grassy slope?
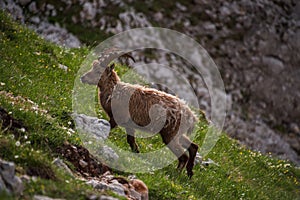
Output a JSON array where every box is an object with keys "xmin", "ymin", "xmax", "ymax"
[{"xmin": 0, "ymin": 11, "xmax": 299, "ymax": 200}]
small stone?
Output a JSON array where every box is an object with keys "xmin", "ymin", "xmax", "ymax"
[
  {"xmin": 18, "ymin": 0, "xmax": 31, "ymax": 6},
  {"xmin": 220, "ymin": 6, "xmax": 231, "ymax": 16},
  {"xmin": 290, "ymin": 123, "xmax": 300, "ymax": 134},
  {"xmin": 86, "ymin": 194, "xmax": 98, "ymax": 200},
  {"xmin": 262, "ymin": 56, "xmax": 285, "ymax": 74},
  {"xmin": 154, "ymin": 12, "xmax": 163, "ymax": 21},
  {"xmin": 96, "ymin": 182, "xmax": 109, "ymax": 190},
  {"xmin": 194, "ymin": 152, "xmax": 203, "ymax": 165},
  {"xmin": 0, "ymin": 176, "xmax": 9, "ymax": 194},
  {"xmin": 99, "ymin": 196, "xmax": 119, "ymax": 200},
  {"xmin": 201, "ymin": 158, "xmax": 219, "ymax": 167},
  {"xmin": 20, "ymin": 175, "xmax": 31, "ymax": 183},
  {"xmin": 86, "ymin": 179, "xmax": 99, "ymax": 188},
  {"xmin": 52, "ymin": 158, "xmax": 74, "ymax": 177},
  {"xmin": 33, "ymin": 195, "xmax": 65, "ymax": 200},
  {"xmin": 176, "ymin": 2, "xmax": 187, "ymax": 11},
  {"xmin": 58, "ymin": 64, "xmax": 68, "ymax": 72},
  {"xmin": 46, "ymin": 4, "xmax": 55, "ymax": 10},
  {"xmin": 28, "ymin": 2, "xmax": 38, "ymax": 13},
  {"xmin": 81, "ymin": 2, "xmax": 96, "ymax": 20},
  {"xmin": 108, "ymin": 182, "xmax": 126, "ymax": 197},
  {"xmin": 79, "ymin": 159, "xmax": 88, "ymax": 168},
  {"xmin": 129, "ymin": 189, "xmax": 141, "ymax": 200},
  {"xmin": 99, "ymin": 146, "xmax": 119, "ymax": 162},
  {"xmin": 202, "ymin": 22, "xmax": 216, "ymax": 32}
]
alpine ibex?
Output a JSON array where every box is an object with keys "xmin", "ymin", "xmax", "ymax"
[{"xmin": 81, "ymin": 48, "xmax": 199, "ymax": 178}]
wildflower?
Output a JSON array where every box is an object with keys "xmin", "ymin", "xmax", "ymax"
[
  {"xmin": 283, "ymin": 163, "xmax": 291, "ymax": 168},
  {"xmin": 68, "ymin": 128, "xmax": 75, "ymax": 134},
  {"xmin": 15, "ymin": 141, "xmax": 20, "ymax": 147}
]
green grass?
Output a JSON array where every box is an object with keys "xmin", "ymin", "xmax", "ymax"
[{"xmin": 0, "ymin": 10, "xmax": 300, "ymax": 200}]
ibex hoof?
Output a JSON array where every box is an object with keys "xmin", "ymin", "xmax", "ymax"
[
  {"xmin": 187, "ymin": 170, "xmax": 194, "ymax": 179},
  {"xmin": 132, "ymin": 146, "xmax": 140, "ymax": 153}
]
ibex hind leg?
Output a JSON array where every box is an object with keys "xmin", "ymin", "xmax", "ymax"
[
  {"xmin": 126, "ymin": 127, "xmax": 140, "ymax": 153},
  {"xmin": 180, "ymin": 135, "xmax": 198, "ymax": 178},
  {"xmin": 162, "ymin": 135, "xmax": 189, "ymax": 172}
]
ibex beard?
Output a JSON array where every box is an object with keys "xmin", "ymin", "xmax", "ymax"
[{"xmin": 81, "ymin": 59, "xmax": 199, "ymax": 178}]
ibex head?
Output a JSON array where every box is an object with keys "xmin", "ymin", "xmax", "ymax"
[
  {"xmin": 80, "ymin": 47, "xmax": 135, "ymax": 85},
  {"xmin": 81, "ymin": 60, "xmax": 105, "ymax": 85}
]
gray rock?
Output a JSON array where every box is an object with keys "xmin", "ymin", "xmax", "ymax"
[
  {"xmin": 107, "ymin": 182, "xmax": 126, "ymax": 197},
  {"xmin": 86, "ymin": 194, "xmax": 99, "ymax": 200},
  {"xmin": 99, "ymin": 196, "xmax": 119, "ymax": 200},
  {"xmin": 0, "ymin": 0, "xmax": 24, "ymax": 23},
  {"xmin": 30, "ymin": 21, "xmax": 81, "ymax": 48},
  {"xmin": 176, "ymin": 2, "xmax": 187, "ymax": 12},
  {"xmin": 202, "ymin": 22, "xmax": 216, "ymax": 32},
  {"xmin": 28, "ymin": 1, "xmax": 38, "ymax": 13},
  {"xmin": 201, "ymin": 158, "xmax": 219, "ymax": 167},
  {"xmin": 46, "ymin": 4, "xmax": 55, "ymax": 11},
  {"xmin": 194, "ymin": 152, "xmax": 202, "ymax": 165},
  {"xmin": 0, "ymin": 159, "xmax": 24, "ymax": 195},
  {"xmin": 20, "ymin": 175, "xmax": 31, "ymax": 183},
  {"xmin": 73, "ymin": 114, "xmax": 110, "ymax": 140},
  {"xmin": 95, "ymin": 182, "xmax": 109, "ymax": 190},
  {"xmin": 219, "ymin": 6, "xmax": 231, "ymax": 16},
  {"xmin": 58, "ymin": 64, "xmax": 68, "ymax": 72},
  {"xmin": 79, "ymin": 159, "xmax": 88, "ymax": 168},
  {"xmin": 33, "ymin": 195, "xmax": 65, "ymax": 200},
  {"xmin": 86, "ymin": 179, "xmax": 109, "ymax": 190},
  {"xmin": 262, "ymin": 56, "xmax": 285, "ymax": 74},
  {"xmin": 225, "ymin": 115, "xmax": 300, "ymax": 164},
  {"xmin": 87, "ymin": 179, "xmax": 126, "ymax": 197},
  {"xmin": 81, "ymin": 2, "xmax": 97, "ymax": 20},
  {"xmin": 99, "ymin": 146, "xmax": 119, "ymax": 162},
  {"xmin": 0, "ymin": 1, "xmax": 81, "ymax": 48},
  {"xmin": 29, "ymin": 16, "xmax": 41, "ymax": 24},
  {"xmin": 17, "ymin": 0, "xmax": 31, "ymax": 6},
  {"xmin": 92, "ymin": 194, "xmax": 123, "ymax": 200},
  {"xmin": 0, "ymin": 176, "xmax": 9, "ymax": 194},
  {"xmin": 290, "ymin": 123, "xmax": 300, "ymax": 134},
  {"xmin": 154, "ymin": 12, "xmax": 163, "ymax": 21},
  {"xmin": 52, "ymin": 158, "xmax": 74, "ymax": 177},
  {"xmin": 129, "ymin": 188, "xmax": 141, "ymax": 200}
]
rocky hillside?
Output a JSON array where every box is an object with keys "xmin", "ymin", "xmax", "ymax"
[
  {"xmin": 1, "ymin": 0, "xmax": 300, "ymax": 165},
  {"xmin": 0, "ymin": 7, "xmax": 300, "ymax": 200}
]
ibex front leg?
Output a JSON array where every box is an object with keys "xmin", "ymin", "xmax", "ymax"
[{"xmin": 126, "ymin": 127, "xmax": 140, "ymax": 153}]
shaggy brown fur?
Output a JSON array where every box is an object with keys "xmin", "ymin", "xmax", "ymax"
[
  {"xmin": 81, "ymin": 60, "xmax": 199, "ymax": 178},
  {"xmin": 130, "ymin": 179, "xmax": 149, "ymax": 200}
]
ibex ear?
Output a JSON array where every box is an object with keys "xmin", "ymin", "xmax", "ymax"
[
  {"xmin": 92, "ymin": 60, "xmax": 100, "ymax": 68},
  {"xmin": 109, "ymin": 63, "xmax": 115, "ymax": 71}
]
